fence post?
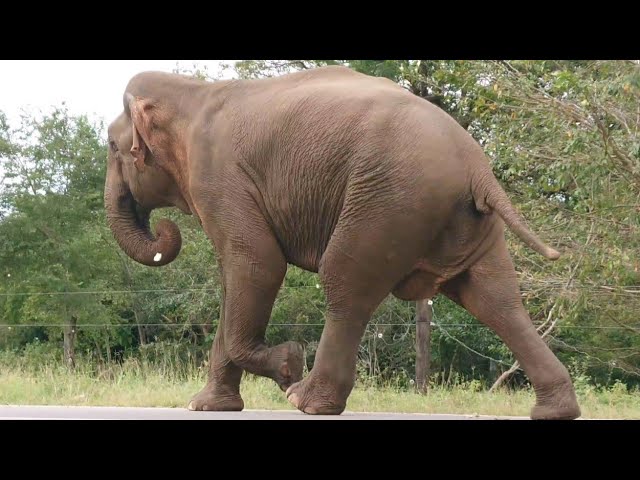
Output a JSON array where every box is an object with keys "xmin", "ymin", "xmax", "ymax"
[{"xmin": 415, "ymin": 298, "xmax": 432, "ymax": 393}]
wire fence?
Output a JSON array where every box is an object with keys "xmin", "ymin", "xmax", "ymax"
[
  {"xmin": 0, "ymin": 285, "xmax": 319, "ymax": 296},
  {"xmin": 0, "ymin": 282, "xmax": 639, "ymax": 297},
  {"xmin": 2, "ymin": 284, "xmax": 638, "ymax": 374},
  {"xmin": 0, "ymin": 323, "xmax": 633, "ymax": 330},
  {"xmin": 0, "ymin": 283, "xmax": 637, "ymax": 331}
]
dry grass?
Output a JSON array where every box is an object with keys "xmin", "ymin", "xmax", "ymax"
[{"xmin": 1, "ymin": 364, "xmax": 638, "ymax": 419}]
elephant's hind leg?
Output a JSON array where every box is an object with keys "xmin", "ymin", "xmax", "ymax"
[
  {"xmin": 285, "ymin": 250, "xmax": 384, "ymax": 415},
  {"xmin": 440, "ymin": 236, "xmax": 581, "ymax": 420},
  {"xmin": 286, "ymin": 211, "xmax": 421, "ymax": 414}
]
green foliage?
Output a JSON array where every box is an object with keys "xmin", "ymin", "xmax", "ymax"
[{"xmin": 1, "ymin": 60, "xmax": 639, "ymax": 392}]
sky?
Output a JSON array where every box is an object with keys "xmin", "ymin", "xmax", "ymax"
[{"xmin": 0, "ymin": 60, "xmax": 238, "ymax": 130}]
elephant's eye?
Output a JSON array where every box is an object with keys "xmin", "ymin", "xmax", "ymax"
[{"xmin": 109, "ymin": 139, "xmax": 118, "ymax": 152}]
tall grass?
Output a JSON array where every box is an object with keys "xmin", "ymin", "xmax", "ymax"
[{"xmin": 1, "ymin": 347, "xmax": 639, "ymax": 418}]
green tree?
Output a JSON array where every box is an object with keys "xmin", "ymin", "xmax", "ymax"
[{"xmin": 0, "ymin": 107, "xmax": 113, "ymax": 366}]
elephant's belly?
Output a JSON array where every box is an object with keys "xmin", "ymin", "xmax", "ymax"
[
  {"xmin": 266, "ymin": 196, "xmax": 345, "ymax": 274},
  {"xmin": 391, "ymin": 269, "xmax": 442, "ymax": 301},
  {"xmin": 285, "ymin": 248, "xmax": 323, "ymax": 273},
  {"xmin": 274, "ymin": 221, "xmax": 334, "ymax": 274},
  {"xmin": 391, "ymin": 242, "xmax": 488, "ymax": 301}
]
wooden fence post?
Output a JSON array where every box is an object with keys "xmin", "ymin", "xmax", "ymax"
[{"xmin": 415, "ymin": 299, "xmax": 432, "ymax": 393}]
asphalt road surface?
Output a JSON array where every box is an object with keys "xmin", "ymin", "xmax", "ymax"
[{"xmin": 0, "ymin": 405, "xmax": 530, "ymax": 420}]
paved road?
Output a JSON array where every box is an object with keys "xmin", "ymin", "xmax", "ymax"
[{"xmin": 0, "ymin": 405, "xmax": 529, "ymax": 420}]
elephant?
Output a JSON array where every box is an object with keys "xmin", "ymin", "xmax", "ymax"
[{"xmin": 104, "ymin": 65, "xmax": 581, "ymax": 420}]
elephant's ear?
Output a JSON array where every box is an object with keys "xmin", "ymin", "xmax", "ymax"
[{"xmin": 126, "ymin": 93, "xmax": 155, "ymax": 173}]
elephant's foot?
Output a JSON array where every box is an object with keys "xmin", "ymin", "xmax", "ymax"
[
  {"xmin": 269, "ymin": 341, "xmax": 305, "ymax": 392},
  {"xmin": 188, "ymin": 384, "xmax": 244, "ymax": 412},
  {"xmin": 530, "ymin": 380, "xmax": 581, "ymax": 420},
  {"xmin": 285, "ymin": 373, "xmax": 348, "ymax": 415}
]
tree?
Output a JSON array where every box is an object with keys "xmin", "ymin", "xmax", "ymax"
[{"xmin": 0, "ymin": 107, "xmax": 111, "ymax": 366}]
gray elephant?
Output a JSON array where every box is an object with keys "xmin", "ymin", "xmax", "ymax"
[{"xmin": 104, "ymin": 65, "xmax": 581, "ymax": 419}]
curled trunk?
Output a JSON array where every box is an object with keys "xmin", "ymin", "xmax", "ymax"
[{"xmin": 104, "ymin": 166, "xmax": 181, "ymax": 267}]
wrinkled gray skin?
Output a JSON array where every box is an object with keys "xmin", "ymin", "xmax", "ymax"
[{"xmin": 104, "ymin": 66, "xmax": 581, "ymax": 419}]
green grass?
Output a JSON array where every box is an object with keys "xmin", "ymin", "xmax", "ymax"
[{"xmin": 1, "ymin": 361, "xmax": 639, "ymax": 418}]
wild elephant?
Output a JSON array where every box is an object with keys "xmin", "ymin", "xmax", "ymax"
[{"xmin": 104, "ymin": 65, "xmax": 580, "ymax": 419}]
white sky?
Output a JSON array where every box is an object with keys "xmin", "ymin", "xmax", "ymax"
[{"xmin": 0, "ymin": 60, "xmax": 238, "ymax": 131}]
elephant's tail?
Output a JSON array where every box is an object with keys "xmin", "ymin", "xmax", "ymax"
[{"xmin": 472, "ymin": 165, "xmax": 561, "ymax": 261}]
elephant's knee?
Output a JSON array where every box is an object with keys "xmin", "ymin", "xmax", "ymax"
[{"xmin": 225, "ymin": 343, "xmax": 255, "ymax": 368}]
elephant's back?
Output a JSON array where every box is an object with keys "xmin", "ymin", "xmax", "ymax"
[
  {"xmin": 225, "ymin": 69, "xmax": 471, "ymax": 271},
  {"xmin": 226, "ymin": 73, "xmax": 406, "ymax": 270}
]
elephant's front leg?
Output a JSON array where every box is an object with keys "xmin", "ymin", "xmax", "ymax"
[
  {"xmin": 188, "ymin": 220, "xmax": 304, "ymax": 411},
  {"xmin": 221, "ymin": 256, "xmax": 305, "ymax": 391},
  {"xmin": 188, "ymin": 306, "xmax": 245, "ymax": 411},
  {"xmin": 189, "ymin": 296, "xmax": 303, "ymax": 411}
]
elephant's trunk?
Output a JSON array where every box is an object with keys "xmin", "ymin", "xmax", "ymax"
[{"xmin": 104, "ymin": 166, "xmax": 181, "ymax": 267}]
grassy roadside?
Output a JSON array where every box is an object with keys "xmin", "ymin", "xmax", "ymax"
[{"xmin": 1, "ymin": 364, "xmax": 639, "ymax": 418}]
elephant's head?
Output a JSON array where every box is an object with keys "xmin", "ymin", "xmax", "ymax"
[{"xmin": 104, "ymin": 86, "xmax": 192, "ymax": 267}]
